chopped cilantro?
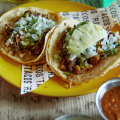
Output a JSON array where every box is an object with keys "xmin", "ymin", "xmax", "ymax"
[
  {"xmin": 46, "ymin": 22, "xmax": 49, "ymax": 25},
  {"xmin": 26, "ymin": 40, "xmax": 30, "ymax": 45},
  {"xmin": 69, "ymin": 21, "xmax": 88, "ymax": 35},
  {"xmin": 26, "ymin": 27, "xmax": 29, "ymax": 33},
  {"xmin": 56, "ymin": 55, "xmax": 61, "ymax": 61},
  {"xmin": 31, "ymin": 40, "xmax": 34, "ymax": 46},
  {"xmin": 22, "ymin": 27, "xmax": 25, "ymax": 31},
  {"xmin": 15, "ymin": 24, "xmax": 20, "ymax": 27},
  {"xmin": 10, "ymin": 10, "xmax": 56, "ymax": 48},
  {"xmin": 10, "ymin": 37, "xmax": 13, "ymax": 43},
  {"xmin": 24, "ymin": 12, "xmax": 30, "ymax": 17},
  {"xmin": 30, "ymin": 29, "xmax": 37, "ymax": 34},
  {"xmin": 63, "ymin": 72, "xmax": 71, "ymax": 75},
  {"xmin": 39, "ymin": 33, "xmax": 44, "ymax": 41},
  {"xmin": 116, "ymin": 42, "xmax": 120, "ymax": 47},
  {"xmin": 80, "ymin": 61, "xmax": 85, "ymax": 68},
  {"xmin": 31, "ymin": 17, "xmax": 37, "ymax": 24},
  {"xmin": 23, "ymin": 45, "xmax": 26, "ymax": 49},
  {"xmin": 103, "ymin": 48, "xmax": 117, "ymax": 57},
  {"xmin": 26, "ymin": 36, "xmax": 35, "ymax": 46},
  {"xmin": 112, "ymin": 48, "xmax": 116, "ymax": 54}
]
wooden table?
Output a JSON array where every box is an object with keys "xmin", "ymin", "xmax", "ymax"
[{"xmin": 0, "ymin": 2, "xmax": 104, "ymax": 120}]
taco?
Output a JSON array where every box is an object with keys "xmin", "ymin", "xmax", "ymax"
[
  {"xmin": 0, "ymin": 7, "xmax": 64, "ymax": 64},
  {"xmin": 46, "ymin": 19, "xmax": 120, "ymax": 84}
]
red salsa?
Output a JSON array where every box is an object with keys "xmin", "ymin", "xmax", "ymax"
[{"xmin": 101, "ymin": 86, "xmax": 120, "ymax": 120}]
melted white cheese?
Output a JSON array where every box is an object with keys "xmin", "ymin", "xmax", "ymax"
[{"xmin": 66, "ymin": 23, "xmax": 107, "ymax": 55}]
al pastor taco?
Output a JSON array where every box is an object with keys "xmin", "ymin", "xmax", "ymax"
[
  {"xmin": 46, "ymin": 19, "xmax": 120, "ymax": 84},
  {"xmin": 0, "ymin": 7, "xmax": 64, "ymax": 64}
]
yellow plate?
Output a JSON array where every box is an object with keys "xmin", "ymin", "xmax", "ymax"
[{"xmin": 0, "ymin": 1, "xmax": 120, "ymax": 97}]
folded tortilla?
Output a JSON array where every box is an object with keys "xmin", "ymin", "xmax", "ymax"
[
  {"xmin": 46, "ymin": 19, "xmax": 120, "ymax": 84},
  {"xmin": 0, "ymin": 7, "xmax": 64, "ymax": 64}
]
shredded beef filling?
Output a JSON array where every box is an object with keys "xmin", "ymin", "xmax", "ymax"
[
  {"xmin": 5, "ymin": 27, "xmax": 47, "ymax": 59},
  {"xmin": 4, "ymin": 11, "xmax": 52, "ymax": 61},
  {"xmin": 59, "ymin": 54, "xmax": 96, "ymax": 74}
]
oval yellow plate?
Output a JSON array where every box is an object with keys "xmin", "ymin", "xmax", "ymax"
[{"xmin": 0, "ymin": 1, "xmax": 120, "ymax": 97}]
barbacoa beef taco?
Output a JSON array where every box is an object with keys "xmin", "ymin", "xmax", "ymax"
[
  {"xmin": 0, "ymin": 7, "xmax": 64, "ymax": 64},
  {"xmin": 46, "ymin": 19, "xmax": 120, "ymax": 84}
]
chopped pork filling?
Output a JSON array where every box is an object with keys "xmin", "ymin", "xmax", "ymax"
[
  {"xmin": 56, "ymin": 24, "xmax": 120, "ymax": 75},
  {"xmin": 5, "ymin": 10, "xmax": 56, "ymax": 61}
]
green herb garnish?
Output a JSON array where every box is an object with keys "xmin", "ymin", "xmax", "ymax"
[
  {"xmin": 56, "ymin": 55, "xmax": 61, "ymax": 61},
  {"xmin": 23, "ymin": 45, "xmax": 26, "ymax": 49},
  {"xmin": 39, "ymin": 33, "xmax": 44, "ymax": 41},
  {"xmin": 26, "ymin": 40, "xmax": 30, "ymax": 45},
  {"xmin": 10, "ymin": 36, "xmax": 13, "ymax": 43},
  {"xmin": 31, "ymin": 40, "xmax": 34, "ymax": 46},
  {"xmin": 80, "ymin": 61, "xmax": 85, "ymax": 68},
  {"xmin": 63, "ymin": 72, "xmax": 71, "ymax": 75},
  {"xmin": 24, "ymin": 12, "xmax": 30, "ymax": 17},
  {"xmin": 15, "ymin": 24, "xmax": 20, "ymax": 27},
  {"xmin": 26, "ymin": 36, "xmax": 35, "ymax": 46},
  {"xmin": 112, "ymin": 48, "xmax": 116, "ymax": 54},
  {"xmin": 31, "ymin": 17, "xmax": 37, "ymax": 24},
  {"xmin": 30, "ymin": 29, "xmax": 37, "ymax": 34},
  {"xmin": 69, "ymin": 21, "xmax": 88, "ymax": 35},
  {"xmin": 26, "ymin": 27, "xmax": 29, "ymax": 33},
  {"xmin": 103, "ymin": 48, "xmax": 117, "ymax": 57},
  {"xmin": 116, "ymin": 42, "xmax": 120, "ymax": 47}
]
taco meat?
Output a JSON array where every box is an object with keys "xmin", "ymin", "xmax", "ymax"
[
  {"xmin": 0, "ymin": 7, "xmax": 64, "ymax": 64},
  {"xmin": 57, "ymin": 23, "xmax": 120, "ymax": 75},
  {"xmin": 46, "ymin": 19, "xmax": 120, "ymax": 84},
  {"xmin": 4, "ymin": 10, "xmax": 56, "ymax": 61}
]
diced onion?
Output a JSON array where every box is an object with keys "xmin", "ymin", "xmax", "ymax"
[{"xmin": 5, "ymin": 11, "xmax": 56, "ymax": 47}]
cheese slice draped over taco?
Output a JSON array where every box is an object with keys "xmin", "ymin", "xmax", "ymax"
[
  {"xmin": 46, "ymin": 19, "xmax": 120, "ymax": 84},
  {"xmin": 0, "ymin": 7, "xmax": 64, "ymax": 64}
]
